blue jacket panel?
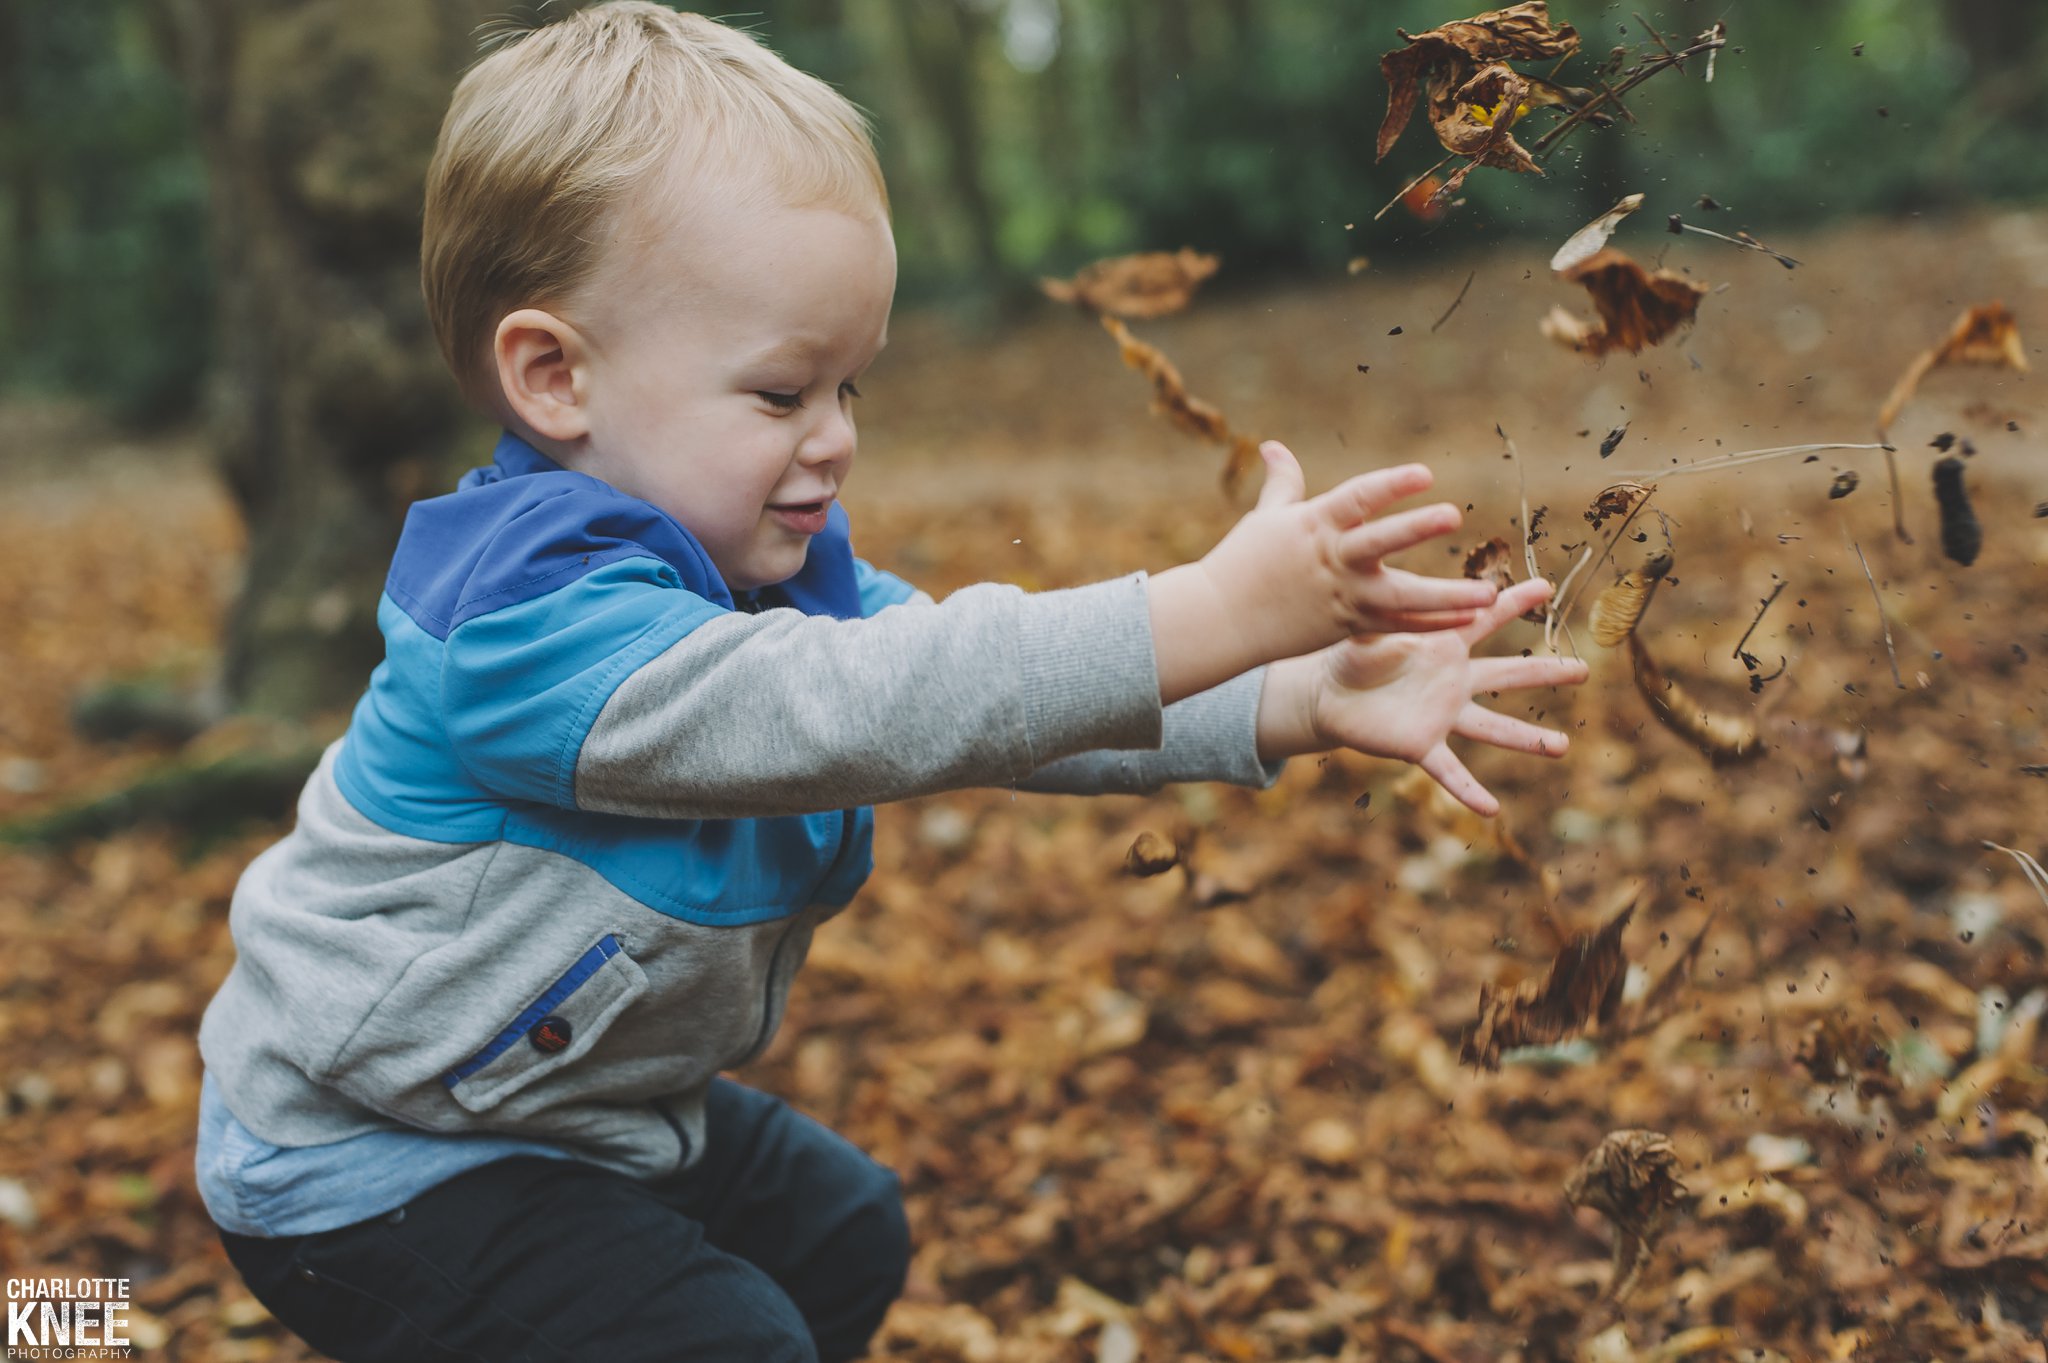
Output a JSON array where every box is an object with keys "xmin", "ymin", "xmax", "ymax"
[{"xmin": 333, "ymin": 432, "xmax": 885, "ymax": 924}]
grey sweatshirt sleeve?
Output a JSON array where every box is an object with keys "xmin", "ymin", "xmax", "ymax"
[
  {"xmin": 573, "ymin": 575, "xmax": 1164, "ymax": 819},
  {"xmin": 1016, "ymin": 667, "xmax": 1285, "ymax": 794}
]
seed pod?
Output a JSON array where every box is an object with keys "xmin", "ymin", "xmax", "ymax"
[
  {"xmin": 1589, "ymin": 549, "xmax": 1673, "ymax": 648},
  {"xmin": 1628, "ymin": 637, "xmax": 1761, "ymax": 765},
  {"xmin": 1932, "ymin": 455, "xmax": 1981, "ymax": 566},
  {"xmin": 1123, "ymin": 830, "xmax": 1180, "ymax": 877}
]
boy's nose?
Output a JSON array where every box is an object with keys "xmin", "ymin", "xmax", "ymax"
[{"xmin": 799, "ymin": 405, "xmax": 856, "ymax": 468}]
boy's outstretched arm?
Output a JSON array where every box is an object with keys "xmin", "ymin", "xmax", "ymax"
[
  {"xmin": 447, "ymin": 443, "xmax": 1493, "ymax": 820},
  {"xmin": 1252, "ymin": 577, "xmax": 1590, "ymax": 817}
]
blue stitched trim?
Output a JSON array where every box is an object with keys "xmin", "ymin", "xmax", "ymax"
[{"xmin": 442, "ymin": 935, "xmax": 622, "ymax": 1086}]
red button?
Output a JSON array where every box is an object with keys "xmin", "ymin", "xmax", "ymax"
[{"xmin": 529, "ymin": 1016, "xmax": 572, "ymax": 1054}]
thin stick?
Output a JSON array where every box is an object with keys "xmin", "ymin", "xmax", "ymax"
[
  {"xmin": 1983, "ymin": 840, "xmax": 2048, "ymax": 909},
  {"xmin": 1608, "ymin": 441, "xmax": 1893, "ymax": 481},
  {"xmin": 1850, "ymin": 537, "xmax": 1904, "ymax": 690},
  {"xmin": 1731, "ymin": 580, "xmax": 1787, "ymax": 661},
  {"xmin": 1632, "ymin": 12, "xmax": 1680, "ymax": 65},
  {"xmin": 1431, "ymin": 271, "xmax": 1477, "ymax": 332},
  {"xmin": 1668, "ymin": 220, "xmax": 1800, "ymax": 269},
  {"xmin": 1530, "ymin": 33, "xmax": 1726, "ymax": 160},
  {"xmin": 1882, "ymin": 445, "xmax": 1913, "ymax": 544},
  {"xmin": 1373, "ymin": 154, "xmax": 1455, "ymax": 223}
]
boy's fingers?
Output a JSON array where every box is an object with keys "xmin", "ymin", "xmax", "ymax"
[
  {"xmin": 1316, "ymin": 463, "xmax": 1435, "ymax": 528},
  {"xmin": 1468, "ymin": 654, "xmax": 1590, "ymax": 692},
  {"xmin": 1369, "ymin": 607, "xmax": 1480, "ymax": 633},
  {"xmin": 1419, "ymin": 743, "xmax": 1498, "ymax": 817},
  {"xmin": 1349, "ymin": 565, "xmax": 1497, "ymax": 615},
  {"xmin": 1335, "ymin": 502, "xmax": 1465, "ymax": 563},
  {"xmin": 1460, "ymin": 576, "xmax": 1555, "ymax": 641},
  {"xmin": 1253, "ymin": 441, "xmax": 1306, "ymax": 510},
  {"xmin": 1454, "ymin": 702, "xmax": 1570, "ymax": 757}
]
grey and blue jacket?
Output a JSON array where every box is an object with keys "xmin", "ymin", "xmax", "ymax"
[{"xmin": 196, "ymin": 433, "xmax": 1281, "ymax": 1236}]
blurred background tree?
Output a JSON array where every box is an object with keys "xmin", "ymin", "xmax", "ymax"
[{"xmin": 1, "ymin": 0, "xmax": 2044, "ymax": 725}]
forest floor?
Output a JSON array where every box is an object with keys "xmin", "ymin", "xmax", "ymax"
[{"xmin": 1, "ymin": 210, "xmax": 2045, "ymax": 1362}]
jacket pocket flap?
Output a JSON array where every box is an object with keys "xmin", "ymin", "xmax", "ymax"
[{"xmin": 443, "ymin": 934, "xmax": 647, "ymax": 1113}]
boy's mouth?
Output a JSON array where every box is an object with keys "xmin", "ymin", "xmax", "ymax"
[{"xmin": 767, "ymin": 497, "xmax": 833, "ymax": 535}]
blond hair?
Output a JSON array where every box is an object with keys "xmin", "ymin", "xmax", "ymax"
[{"xmin": 422, "ymin": 2, "xmax": 887, "ymax": 408}]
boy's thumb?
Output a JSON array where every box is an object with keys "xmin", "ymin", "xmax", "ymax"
[{"xmin": 1254, "ymin": 440, "xmax": 1305, "ymax": 510}]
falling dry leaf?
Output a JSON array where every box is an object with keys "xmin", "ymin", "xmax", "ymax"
[
  {"xmin": 1376, "ymin": 3, "xmax": 1588, "ymax": 202},
  {"xmin": 1400, "ymin": 173, "xmax": 1450, "ymax": 221},
  {"xmin": 1462, "ymin": 537, "xmax": 1518, "ymax": 595},
  {"xmin": 1040, "ymin": 249, "xmax": 1221, "ymax": 320},
  {"xmin": 1588, "ymin": 548, "xmax": 1672, "ymax": 647},
  {"xmin": 1583, "ymin": 484, "xmax": 1646, "ymax": 531},
  {"xmin": 1876, "ymin": 302, "xmax": 2029, "ymax": 437},
  {"xmin": 1552, "ymin": 193, "xmax": 1645, "ymax": 273},
  {"xmin": 1564, "ymin": 1130, "xmax": 1689, "ymax": 1303},
  {"xmin": 1098, "ymin": 315, "xmax": 1268, "ymax": 493},
  {"xmin": 1931, "ymin": 455, "xmax": 1981, "ymax": 566},
  {"xmin": 1462, "ymin": 900, "xmax": 1633, "ymax": 1070},
  {"xmin": 1544, "ymin": 249, "xmax": 1707, "ymax": 357},
  {"xmin": 1627, "ymin": 636, "xmax": 1761, "ymax": 765},
  {"xmin": 1597, "ymin": 421, "xmax": 1631, "ymax": 459},
  {"xmin": 1829, "ymin": 470, "xmax": 1860, "ymax": 499}
]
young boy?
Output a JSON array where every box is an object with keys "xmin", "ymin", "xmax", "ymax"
[{"xmin": 195, "ymin": 6, "xmax": 1586, "ymax": 1360}]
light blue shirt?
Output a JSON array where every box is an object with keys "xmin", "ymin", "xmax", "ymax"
[{"xmin": 196, "ymin": 1069, "xmax": 579, "ymax": 1236}]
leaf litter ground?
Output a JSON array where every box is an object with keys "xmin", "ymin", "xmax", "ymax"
[{"xmin": 0, "ymin": 213, "xmax": 2044, "ymax": 1361}]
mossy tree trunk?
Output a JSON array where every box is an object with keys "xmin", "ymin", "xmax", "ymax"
[{"xmin": 149, "ymin": 0, "xmax": 494, "ymax": 718}]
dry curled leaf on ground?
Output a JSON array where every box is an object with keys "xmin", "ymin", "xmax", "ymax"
[
  {"xmin": 1543, "ymin": 249, "xmax": 1707, "ymax": 357},
  {"xmin": 1564, "ymin": 1129, "xmax": 1690, "ymax": 1304},
  {"xmin": 1124, "ymin": 830, "xmax": 1180, "ymax": 877},
  {"xmin": 1462, "ymin": 899, "xmax": 1633, "ymax": 1069},
  {"xmin": 1097, "ymin": 315, "xmax": 1266, "ymax": 492},
  {"xmin": 1040, "ymin": 249, "xmax": 1221, "ymax": 320},
  {"xmin": 1377, "ymin": 2, "xmax": 1584, "ymax": 184},
  {"xmin": 1552, "ymin": 193, "xmax": 1645, "ymax": 274},
  {"xmin": 1588, "ymin": 547, "xmax": 1673, "ymax": 647},
  {"xmin": 1876, "ymin": 302, "xmax": 2029, "ymax": 437},
  {"xmin": 1626, "ymin": 635, "xmax": 1762, "ymax": 765}
]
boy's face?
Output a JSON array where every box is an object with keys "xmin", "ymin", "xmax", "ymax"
[{"xmin": 572, "ymin": 189, "xmax": 896, "ymax": 592}]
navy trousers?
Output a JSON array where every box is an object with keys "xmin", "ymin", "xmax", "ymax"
[{"xmin": 217, "ymin": 1080, "xmax": 910, "ymax": 1363}]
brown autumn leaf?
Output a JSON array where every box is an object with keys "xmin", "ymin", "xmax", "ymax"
[
  {"xmin": 1099, "ymin": 315, "xmax": 1267, "ymax": 494},
  {"xmin": 1583, "ymin": 483, "xmax": 1645, "ymax": 531},
  {"xmin": 1543, "ymin": 248, "xmax": 1707, "ymax": 357},
  {"xmin": 1461, "ymin": 900, "xmax": 1634, "ymax": 1070},
  {"xmin": 1461, "ymin": 537, "xmax": 1517, "ymax": 595},
  {"xmin": 1876, "ymin": 302, "xmax": 2029, "ymax": 437},
  {"xmin": 1627, "ymin": 635, "xmax": 1761, "ymax": 765},
  {"xmin": 1040, "ymin": 249, "xmax": 1222, "ymax": 321},
  {"xmin": 1377, "ymin": 2, "xmax": 1582, "ymax": 163},
  {"xmin": 1794, "ymin": 1014, "xmax": 1899, "ymax": 1100},
  {"xmin": 1564, "ymin": 1129, "xmax": 1689, "ymax": 1303}
]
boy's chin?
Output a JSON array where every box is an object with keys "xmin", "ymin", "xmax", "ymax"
[{"xmin": 720, "ymin": 544, "xmax": 810, "ymax": 594}]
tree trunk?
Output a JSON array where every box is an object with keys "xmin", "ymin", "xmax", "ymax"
[{"xmin": 150, "ymin": 0, "xmax": 493, "ymax": 718}]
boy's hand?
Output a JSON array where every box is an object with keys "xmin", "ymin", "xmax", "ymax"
[
  {"xmin": 1258, "ymin": 577, "xmax": 1589, "ymax": 817},
  {"xmin": 1149, "ymin": 441, "xmax": 1498, "ymax": 703}
]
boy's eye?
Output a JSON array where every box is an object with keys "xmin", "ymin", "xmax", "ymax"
[
  {"xmin": 756, "ymin": 390, "xmax": 805, "ymax": 411},
  {"xmin": 840, "ymin": 381, "xmax": 862, "ymax": 401}
]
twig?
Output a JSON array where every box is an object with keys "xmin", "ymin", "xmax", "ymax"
[
  {"xmin": 1731, "ymin": 580, "xmax": 1787, "ymax": 661},
  {"xmin": 1431, "ymin": 270, "xmax": 1476, "ymax": 332},
  {"xmin": 1850, "ymin": 536, "xmax": 1904, "ymax": 690},
  {"xmin": 1983, "ymin": 840, "xmax": 2048, "ymax": 909},
  {"xmin": 1667, "ymin": 219, "xmax": 1800, "ymax": 269},
  {"xmin": 1882, "ymin": 444, "xmax": 1913, "ymax": 544},
  {"xmin": 1632, "ymin": 12, "xmax": 1680, "ymax": 65},
  {"xmin": 1373, "ymin": 154, "xmax": 1455, "ymax": 222},
  {"xmin": 1608, "ymin": 440, "xmax": 1894, "ymax": 481},
  {"xmin": 1531, "ymin": 32, "xmax": 1727, "ymax": 161}
]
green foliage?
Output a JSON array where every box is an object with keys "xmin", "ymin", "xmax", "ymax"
[{"xmin": 0, "ymin": 0, "xmax": 210, "ymax": 425}]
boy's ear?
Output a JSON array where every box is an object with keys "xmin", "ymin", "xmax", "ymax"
[{"xmin": 493, "ymin": 308, "xmax": 591, "ymax": 443}]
